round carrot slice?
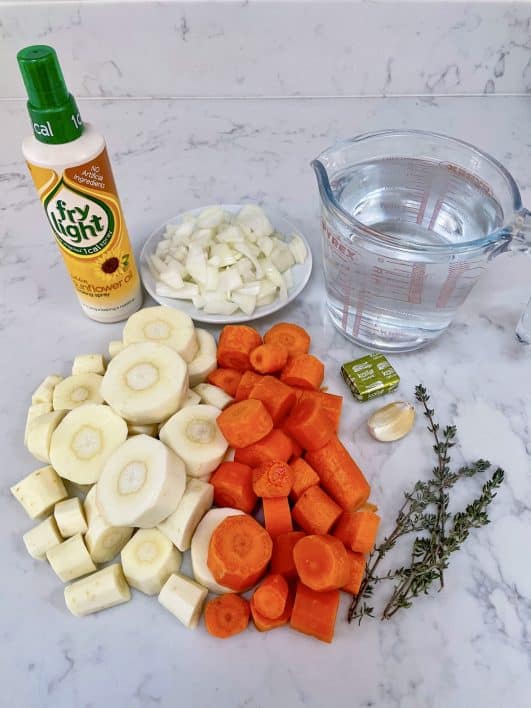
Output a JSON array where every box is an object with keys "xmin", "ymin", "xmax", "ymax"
[
  {"xmin": 204, "ymin": 593, "xmax": 250, "ymax": 638},
  {"xmin": 292, "ymin": 534, "xmax": 349, "ymax": 592},
  {"xmin": 264, "ymin": 323, "xmax": 311, "ymax": 357},
  {"xmin": 207, "ymin": 515, "xmax": 273, "ymax": 592},
  {"xmin": 216, "ymin": 399, "xmax": 273, "ymax": 448}
]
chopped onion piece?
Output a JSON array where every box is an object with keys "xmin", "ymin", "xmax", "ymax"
[
  {"xmin": 217, "ymin": 267, "xmax": 243, "ymax": 294},
  {"xmin": 168, "ymin": 245, "xmax": 188, "ymax": 263},
  {"xmin": 191, "ymin": 228, "xmax": 215, "ymax": 248},
  {"xmin": 236, "ymin": 205, "xmax": 274, "ymax": 241},
  {"xmin": 155, "ymin": 282, "xmax": 199, "ymax": 299},
  {"xmin": 171, "ymin": 220, "xmax": 195, "ymax": 243},
  {"xmin": 270, "ymin": 244, "xmax": 295, "ymax": 273},
  {"xmin": 233, "ymin": 242, "xmax": 263, "ymax": 279},
  {"xmin": 205, "ymin": 266, "xmax": 219, "ymax": 291},
  {"xmin": 283, "ymin": 268, "xmax": 294, "ymax": 289},
  {"xmin": 159, "ymin": 268, "xmax": 184, "ymax": 290},
  {"xmin": 234, "ymin": 281, "xmax": 261, "ymax": 297},
  {"xmin": 257, "ymin": 235, "xmax": 274, "ymax": 257},
  {"xmin": 216, "ymin": 225, "xmax": 245, "ymax": 243},
  {"xmin": 197, "ymin": 206, "xmax": 225, "ymax": 229},
  {"xmin": 256, "ymin": 292, "xmax": 276, "ymax": 307},
  {"xmin": 155, "ymin": 240, "xmax": 171, "ymax": 258},
  {"xmin": 204, "ymin": 299, "xmax": 239, "ymax": 315},
  {"xmin": 210, "ymin": 243, "xmax": 241, "ymax": 267},
  {"xmin": 186, "ymin": 243, "xmax": 208, "ymax": 284},
  {"xmin": 289, "ymin": 234, "xmax": 308, "ymax": 264},
  {"xmin": 149, "ymin": 253, "xmax": 166, "ymax": 274},
  {"xmin": 258, "ymin": 280, "xmax": 277, "ymax": 298},
  {"xmin": 230, "ymin": 291, "xmax": 257, "ymax": 315},
  {"xmin": 262, "ymin": 259, "xmax": 287, "ymax": 301}
]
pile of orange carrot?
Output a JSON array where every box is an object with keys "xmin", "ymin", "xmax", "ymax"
[{"xmin": 203, "ymin": 322, "xmax": 380, "ymax": 643}]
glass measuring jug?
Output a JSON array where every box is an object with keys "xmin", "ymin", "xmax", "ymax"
[{"xmin": 312, "ymin": 130, "xmax": 531, "ymax": 352}]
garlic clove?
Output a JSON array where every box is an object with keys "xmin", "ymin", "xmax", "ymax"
[{"xmin": 368, "ymin": 401, "xmax": 415, "ymax": 442}]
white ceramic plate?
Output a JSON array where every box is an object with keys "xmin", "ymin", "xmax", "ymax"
[{"xmin": 140, "ymin": 204, "xmax": 313, "ymax": 324}]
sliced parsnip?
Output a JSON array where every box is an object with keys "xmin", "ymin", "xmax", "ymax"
[
  {"xmin": 47, "ymin": 533, "xmax": 96, "ymax": 582},
  {"xmin": 49, "ymin": 404, "xmax": 128, "ymax": 484},
  {"xmin": 96, "ymin": 435, "xmax": 186, "ymax": 528},
  {"xmin": 108, "ymin": 340, "xmax": 125, "ymax": 358},
  {"xmin": 23, "ymin": 516, "xmax": 63, "ymax": 559},
  {"xmin": 26, "ymin": 410, "xmax": 67, "ymax": 463},
  {"xmin": 187, "ymin": 329, "xmax": 217, "ymax": 388},
  {"xmin": 158, "ymin": 478, "xmax": 214, "ymax": 552},
  {"xmin": 54, "ymin": 497, "xmax": 88, "ymax": 538},
  {"xmin": 159, "ymin": 405, "xmax": 228, "ymax": 478},
  {"xmin": 11, "ymin": 466, "xmax": 68, "ymax": 519},
  {"xmin": 181, "ymin": 389, "xmax": 202, "ymax": 408},
  {"xmin": 158, "ymin": 573, "xmax": 208, "ymax": 629},
  {"xmin": 64, "ymin": 564, "xmax": 131, "ymax": 617},
  {"xmin": 121, "ymin": 529, "xmax": 182, "ymax": 595},
  {"xmin": 101, "ymin": 341, "xmax": 188, "ymax": 425},
  {"xmin": 72, "ymin": 354, "xmax": 106, "ymax": 376},
  {"xmin": 24, "ymin": 402, "xmax": 53, "ymax": 446},
  {"xmin": 31, "ymin": 375, "xmax": 63, "ymax": 405},
  {"xmin": 52, "ymin": 373, "xmax": 104, "ymax": 410},
  {"xmin": 192, "ymin": 383, "xmax": 233, "ymax": 410},
  {"xmin": 123, "ymin": 306, "xmax": 198, "ymax": 363},
  {"xmin": 83, "ymin": 487, "xmax": 133, "ymax": 564},
  {"xmin": 190, "ymin": 508, "xmax": 244, "ymax": 593}
]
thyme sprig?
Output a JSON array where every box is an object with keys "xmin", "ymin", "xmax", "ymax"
[{"xmin": 348, "ymin": 385, "xmax": 504, "ymax": 624}]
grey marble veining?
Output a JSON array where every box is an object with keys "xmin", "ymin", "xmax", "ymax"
[
  {"xmin": 1, "ymin": 95, "xmax": 531, "ymax": 708},
  {"xmin": 1, "ymin": 1, "xmax": 531, "ymax": 98}
]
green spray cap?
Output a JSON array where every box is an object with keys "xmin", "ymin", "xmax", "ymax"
[{"xmin": 17, "ymin": 45, "xmax": 83, "ymax": 145}]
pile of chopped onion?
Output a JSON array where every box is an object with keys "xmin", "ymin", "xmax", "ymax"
[{"xmin": 147, "ymin": 205, "xmax": 308, "ymax": 316}]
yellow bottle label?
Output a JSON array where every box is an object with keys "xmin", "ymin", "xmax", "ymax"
[{"xmin": 27, "ymin": 147, "xmax": 140, "ymax": 315}]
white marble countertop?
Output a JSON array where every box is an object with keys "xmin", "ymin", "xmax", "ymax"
[{"xmin": 1, "ymin": 95, "xmax": 531, "ymax": 708}]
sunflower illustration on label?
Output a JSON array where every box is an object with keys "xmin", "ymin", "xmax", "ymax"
[
  {"xmin": 45, "ymin": 181, "xmax": 114, "ymax": 257},
  {"xmin": 27, "ymin": 147, "xmax": 141, "ymax": 315}
]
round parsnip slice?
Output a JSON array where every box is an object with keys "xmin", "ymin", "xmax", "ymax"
[
  {"xmin": 96, "ymin": 435, "xmax": 186, "ymax": 528},
  {"xmin": 50, "ymin": 404, "xmax": 128, "ymax": 484},
  {"xmin": 191, "ymin": 507, "xmax": 244, "ymax": 593},
  {"xmin": 84, "ymin": 487, "xmax": 133, "ymax": 563},
  {"xmin": 159, "ymin": 404, "xmax": 228, "ymax": 478},
  {"xmin": 121, "ymin": 529, "xmax": 182, "ymax": 595},
  {"xmin": 122, "ymin": 306, "xmax": 198, "ymax": 363},
  {"xmin": 101, "ymin": 342, "xmax": 188, "ymax": 425},
  {"xmin": 158, "ymin": 478, "xmax": 214, "ymax": 552},
  {"xmin": 52, "ymin": 374, "xmax": 104, "ymax": 410},
  {"xmin": 187, "ymin": 329, "xmax": 217, "ymax": 387},
  {"xmin": 65, "ymin": 564, "xmax": 130, "ymax": 617}
]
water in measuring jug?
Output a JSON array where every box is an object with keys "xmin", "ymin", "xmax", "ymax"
[{"xmin": 325, "ymin": 157, "xmax": 505, "ymax": 351}]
